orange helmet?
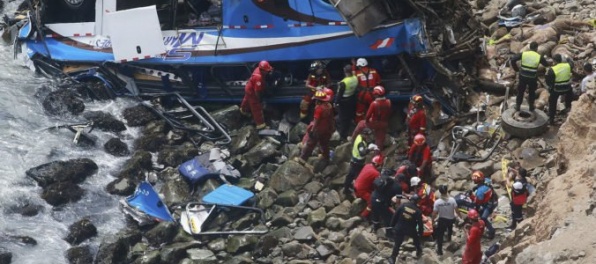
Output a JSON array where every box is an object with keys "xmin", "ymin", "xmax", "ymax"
[
  {"xmin": 471, "ymin": 171, "xmax": 485, "ymax": 183},
  {"xmin": 372, "ymin": 155, "xmax": 384, "ymax": 166},
  {"xmin": 258, "ymin": 61, "xmax": 273, "ymax": 72},
  {"xmin": 413, "ymin": 134, "xmax": 426, "ymax": 146},
  {"xmin": 411, "ymin": 94, "xmax": 423, "ymax": 104},
  {"xmin": 373, "ymin": 85, "xmax": 385, "ymax": 97},
  {"xmin": 468, "ymin": 209, "xmax": 479, "ymax": 220},
  {"xmin": 314, "ymin": 90, "xmax": 331, "ymax": 102}
]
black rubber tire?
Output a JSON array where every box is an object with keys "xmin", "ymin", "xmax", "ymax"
[{"xmin": 501, "ymin": 107, "xmax": 548, "ymax": 139}]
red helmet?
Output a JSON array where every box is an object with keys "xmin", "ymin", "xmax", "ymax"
[
  {"xmin": 323, "ymin": 87, "xmax": 334, "ymax": 99},
  {"xmin": 413, "ymin": 134, "xmax": 426, "ymax": 146},
  {"xmin": 471, "ymin": 170, "xmax": 485, "ymax": 183},
  {"xmin": 314, "ymin": 90, "xmax": 331, "ymax": 102},
  {"xmin": 468, "ymin": 209, "xmax": 479, "ymax": 220},
  {"xmin": 372, "ymin": 155, "xmax": 384, "ymax": 166},
  {"xmin": 373, "ymin": 85, "xmax": 385, "ymax": 97},
  {"xmin": 258, "ymin": 61, "xmax": 273, "ymax": 72},
  {"xmin": 411, "ymin": 94, "xmax": 423, "ymax": 104}
]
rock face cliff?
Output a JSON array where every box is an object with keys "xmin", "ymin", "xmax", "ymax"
[{"xmin": 495, "ymin": 94, "xmax": 596, "ymax": 264}]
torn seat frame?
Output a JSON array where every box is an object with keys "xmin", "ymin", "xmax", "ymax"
[{"xmin": 435, "ymin": 125, "xmax": 502, "ymax": 162}]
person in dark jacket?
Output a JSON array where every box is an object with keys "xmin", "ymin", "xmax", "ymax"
[
  {"xmin": 388, "ymin": 194, "xmax": 424, "ymax": 264},
  {"xmin": 545, "ymin": 53, "xmax": 574, "ymax": 124},
  {"xmin": 371, "ymin": 174, "xmax": 403, "ymax": 230},
  {"xmin": 510, "ymin": 41, "xmax": 549, "ymax": 111}
]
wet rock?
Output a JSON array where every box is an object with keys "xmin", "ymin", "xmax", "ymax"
[
  {"xmin": 43, "ymin": 89, "xmax": 85, "ymax": 116},
  {"xmin": 317, "ymin": 189, "xmax": 341, "ymax": 210},
  {"xmin": 129, "ymin": 243, "xmax": 148, "ymax": 261},
  {"xmin": 135, "ymin": 133, "xmax": 168, "ymax": 153},
  {"xmin": 294, "ymin": 226, "xmax": 317, "ymax": 242},
  {"xmin": 328, "ymin": 200, "xmax": 351, "ymax": 219},
  {"xmin": 66, "ymin": 245, "xmax": 93, "ymax": 264},
  {"xmin": 8, "ymin": 235, "xmax": 37, "ymax": 246},
  {"xmin": 244, "ymin": 139, "xmax": 280, "ymax": 167},
  {"xmin": 65, "ymin": 218, "xmax": 98, "ymax": 245},
  {"xmin": 226, "ymin": 235, "xmax": 258, "ymax": 254},
  {"xmin": 26, "ymin": 158, "xmax": 98, "ymax": 187},
  {"xmin": 186, "ymin": 249, "xmax": 217, "ymax": 264},
  {"xmin": 41, "ymin": 182, "xmax": 85, "ymax": 206},
  {"xmin": 257, "ymin": 188, "xmax": 277, "ymax": 209},
  {"xmin": 210, "ymin": 105, "xmax": 244, "ymax": 131},
  {"xmin": 0, "ymin": 249, "xmax": 11, "ymax": 264},
  {"xmin": 116, "ymin": 151, "xmax": 153, "ymax": 180},
  {"xmin": 132, "ymin": 250, "xmax": 160, "ymax": 264},
  {"xmin": 156, "ymin": 142, "xmax": 196, "ymax": 168},
  {"xmin": 104, "ymin": 138, "xmax": 130, "ymax": 157},
  {"xmin": 230, "ymin": 126, "xmax": 260, "ymax": 155},
  {"xmin": 471, "ymin": 160, "xmax": 495, "ymax": 177},
  {"xmin": 83, "ymin": 111, "xmax": 126, "ymax": 133},
  {"xmin": 308, "ymin": 207, "xmax": 327, "ymax": 228},
  {"xmin": 94, "ymin": 228, "xmax": 142, "ymax": 264},
  {"xmin": 160, "ymin": 242, "xmax": 200, "ymax": 264},
  {"xmin": 276, "ymin": 190, "xmax": 299, "ymax": 206},
  {"xmin": 269, "ymin": 160, "xmax": 314, "ymax": 192},
  {"xmin": 6, "ymin": 202, "xmax": 43, "ymax": 217},
  {"xmin": 289, "ymin": 122, "xmax": 308, "ymax": 143},
  {"xmin": 145, "ymin": 222, "xmax": 178, "ymax": 246},
  {"xmin": 106, "ymin": 177, "xmax": 136, "ymax": 196},
  {"xmin": 123, "ymin": 105, "xmax": 158, "ymax": 127},
  {"xmin": 161, "ymin": 170, "xmax": 192, "ymax": 206},
  {"xmin": 342, "ymin": 230, "xmax": 377, "ymax": 259}
]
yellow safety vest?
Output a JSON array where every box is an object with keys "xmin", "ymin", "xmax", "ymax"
[
  {"xmin": 552, "ymin": 62, "xmax": 571, "ymax": 91},
  {"xmin": 520, "ymin": 51, "xmax": 540, "ymax": 78},
  {"xmin": 341, "ymin": 76, "xmax": 358, "ymax": 97},
  {"xmin": 352, "ymin": 134, "xmax": 366, "ymax": 160}
]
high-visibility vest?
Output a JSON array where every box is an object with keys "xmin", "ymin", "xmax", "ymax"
[
  {"xmin": 341, "ymin": 76, "xmax": 358, "ymax": 97},
  {"xmin": 552, "ymin": 62, "xmax": 571, "ymax": 92},
  {"xmin": 520, "ymin": 51, "xmax": 541, "ymax": 78},
  {"xmin": 352, "ymin": 134, "xmax": 366, "ymax": 160}
]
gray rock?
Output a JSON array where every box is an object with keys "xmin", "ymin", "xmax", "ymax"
[
  {"xmin": 307, "ymin": 200, "xmax": 322, "ymax": 210},
  {"xmin": 65, "ymin": 218, "xmax": 97, "ymax": 246},
  {"xmin": 231, "ymin": 213, "xmax": 258, "ymax": 230},
  {"xmin": 26, "ymin": 158, "xmax": 98, "ymax": 187},
  {"xmin": 342, "ymin": 230, "xmax": 377, "ymax": 259},
  {"xmin": 116, "ymin": 150, "xmax": 153, "ymax": 180},
  {"xmin": 308, "ymin": 207, "xmax": 327, "ymax": 228},
  {"xmin": 276, "ymin": 190, "xmax": 299, "ymax": 207},
  {"xmin": 132, "ymin": 250, "xmax": 160, "ymax": 264},
  {"xmin": 341, "ymin": 217, "xmax": 363, "ymax": 230},
  {"xmin": 289, "ymin": 122, "xmax": 308, "ymax": 143},
  {"xmin": 6, "ymin": 201, "xmax": 43, "ymax": 217},
  {"xmin": 332, "ymin": 142, "xmax": 352, "ymax": 164},
  {"xmin": 43, "ymin": 89, "xmax": 85, "ymax": 116},
  {"xmin": 83, "ymin": 111, "xmax": 126, "ymax": 133},
  {"xmin": 254, "ymin": 235, "xmax": 279, "ymax": 257},
  {"xmin": 271, "ymin": 212, "xmax": 293, "ymax": 227},
  {"xmin": 316, "ymin": 244, "xmax": 334, "ymax": 258},
  {"xmin": 356, "ymin": 253, "xmax": 369, "ymax": 264},
  {"xmin": 161, "ymin": 171, "xmax": 192, "ymax": 206},
  {"xmin": 94, "ymin": 229, "xmax": 142, "ymax": 264},
  {"xmin": 244, "ymin": 140, "xmax": 280, "ymax": 167},
  {"xmin": 269, "ymin": 160, "xmax": 314, "ymax": 192},
  {"xmin": 226, "ymin": 236, "xmax": 259, "ymax": 254},
  {"xmin": 186, "ymin": 249, "xmax": 217, "ymax": 264},
  {"xmin": 0, "ymin": 250, "xmax": 10, "ymax": 264},
  {"xmin": 264, "ymin": 226, "xmax": 293, "ymax": 240},
  {"xmin": 294, "ymin": 226, "xmax": 317, "ymax": 242},
  {"xmin": 207, "ymin": 238, "xmax": 226, "ymax": 252},
  {"xmin": 210, "ymin": 105, "xmax": 244, "ymax": 131},
  {"xmin": 328, "ymin": 201, "xmax": 352, "ymax": 219},
  {"xmin": 448, "ymin": 163, "xmax": 472, "ymax": 181},
  {"xmin": 160, "ymin": 242, "xmax": 200, "ymax": 264},
  {"xmin": 65, "ymin": 245, "xmax": 93, "ymax": 264},
  {"xmin": 156, "ymin": 143, "xmax": 196, "ymax": 168},
  {"xmin": 129, "ymin": 242, "xmax": 148, "ymax": 260},
  {"xmin": 328, "ymin": 232, "xmax": 346, "ymax": 243},
  {"xmin": 135, "ymin": 132, "xmax": 168, "ymax": 153},
  {"xmin": 349, "ymin": 199, "xmax": 367, "ymax": 218},
  {"xmin": 506, "ymin": 138, "xmax": 523, "ymax": 151},
  {"xmin": 471, "ymin": 160, "xmax": 495, "ymax": 177},
  {"xmin": 41, "ymin": 182, "xmax": 85, "ymax": 206},
  {"xmin": 434, "ymin": 176, "xmax": 455, "ymax": 192},
  {"xmin": 325, "ymin": 217, "xmax": 342, "ymax": 230},
  {"xmin": 123, "ymin": 104, "xmax": 158, "ymax": 127},
  {"xmin": 317, "ymin": 189, "xmax": 341, "ymax": 210},
  {"xmin": 144, "ymin": 221, "xmax": 178, "ymax": 246},
  {"xmin": 106, "ymin": 177, "xmax": 136, "ymax": 196},
  {"xmin": 281, "ymin": 241, "xmax": 305, "ymax": 257},
  {"xmin": 257, "ymin": 188, "xmax": 277, "ymax": 209},
  {"xmin": 230, "ymin": 126, "xmax": 260, "ymax": 155},
  {"xmin": 104, "ymin": 138, "xmax": 130, "ymax": 157},
  {"xmin": 304, "ymin": 181, "xmax": 324, "ymax": 194}
]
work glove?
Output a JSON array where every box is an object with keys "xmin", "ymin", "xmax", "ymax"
[{"xmin": 367, "ymin": 143, "xmax": 379, "ymax": 151}]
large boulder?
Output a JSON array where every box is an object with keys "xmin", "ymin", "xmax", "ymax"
[
  {"xmin": 43, "ymin": 89, "xmax": 85, "ymax": 116},
  {"xmin": 289, "ymin": 122, "xmax": 308, "ymax": 143},
  {"xmin": 244, "ymin": 139, "xmax": 280, "ymax": 167},
  {"xmin": 65, "ymin": 218, "xmax": 98, "ymax": 245},
  {"xmin": 41, "ymin": 182, "xmax": 85, "ymax": 206},
  {"xmin": 159, "ymin": 242, "xmax": 201, "ymax": 264},
  {"xmin": 144, "ymin": 222, "xmax": 178, "ymax": 246},
  {"xmin": 116, "ymin": 151, "xmax": 153, "ymax": 180},
  {"xmin": 94, "ymin": 228, "xmax": 142, "ymax": 264},
  {"xmin": 269, "ymin": 160, "xmax": 314, "ymax": 192},
  {"xmin": 156, "ymin": 142, "xmax": 196, "ymax": 168},
  {"xmin": 210, "ymin": 105, "xmax": 244, "ymax": 131},
  {"xmin": 341, "ymin": 229, "xmax": 377, "ymax": 259},
  {"xmin": 66, "ymin": 245, "xmax": 93, "ymax": 264},
  {"xmin": 122, "ymin": 105, "xmax": 158, "ymax": 127},
  {"xmin": 104, "ymin": 138, "xmax": 130, "ymax": 157},
  {"xmin": 83, "ymin": 111, "xmax": 126, "ymax": 133},
  {"xmin": 0, "ymin": 249, "xmax": 11, "ymax": 264},
  {"xmin": 5, "ymin": 200, "xmax": 43, "ymax": 217},
  {"xmin": 230, "ymin": 126, "xmax": 260, "ymax": 155},
  {"xmin": 226, "ymin": 235, "xmax": 259, "ymax": 254},
  {"xmin": 160, "ymin": 168, "xmax": 192, "ymax": 206},
  {"xmin": 26, "ymin": 158, "xmax": 98, "ymax": 187}
]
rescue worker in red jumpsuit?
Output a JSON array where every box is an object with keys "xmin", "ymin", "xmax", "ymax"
[
  {"xmin": 394, "ymin": 160, "xmax": 418, "ymax": 193},
  {"xmin": 296, "ymin": 89, "xmax": 335, "ymax": 163},
  {"xmin": 353, "ymin": 58, "xmax": 381, "ymax": 124},
  {"xmin": 353, "ymin": 155, "xmax": 383, "ymax": 218},
  {"xmin": 300, "ymin": 61, "xmax": 330, "ymax": 120},
  {"xmin": 352, "ymin": 85, "xmax": 391, "ymax": 151},
  {"xmin": 409, "ymin": 176, "xmax": 435, "ymax": 216},
  {"xmin": 407, "ymin": 134, "xmax": 433, "ymax": 183},
  {"xmin": 240, "ymin": 60, "xmax": 274, "ymax": 130},
  {"xmin": 462, "ymin": 209, "xmax": 485, "ymax": 264},
  {"xmin": 406, "ymin": 94, "xmax": 427, "ymax": 145}
]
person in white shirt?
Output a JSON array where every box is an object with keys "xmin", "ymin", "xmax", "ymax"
[
  {"xmin": 432, "ymin": 185, "xmax": 461, "ymax": 256},
  {"xmin": 581, "ymin": 63, "xmax": 595, "ymax": 94}
]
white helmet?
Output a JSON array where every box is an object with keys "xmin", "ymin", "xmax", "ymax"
[
  {"xmin": 513, "ymin": 181, "xmax": 524, "ymax": 190},
  {"xmin": 356, "ymin": 58, "xmax": 368, "ymax": 67},
  {"xmin": 410, "ymin": 177, "xmax": 421, "ymax": 187}
]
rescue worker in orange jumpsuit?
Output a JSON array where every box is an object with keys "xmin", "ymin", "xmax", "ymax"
[
  {"xmin": 353, "ymin": 58, "xmax": 381, "ymax": 124},
  {"xmin": 353, "ymin": 155, "xmax": 383, "ymax": 218},
  {"xmin": 352, "ymin": 85, "xmax": 391, "ymax": 151},
  {"xmin": 407, "ymin": 134, "xmax": 433, "ymax": 183},
  {"xmin": 462, "ymin": 209, "xmax": 485, "ymax": 264},
  {"xmin": 394, "ymin": 160, "xmax": 418, "ymax": 193},
  {"xmin": 240, "ymin": 60, "xmax": 274, "ymax": 130},
  {"xmin": 296, "ymin": 88, "xmax": 335, "ymax": 163},
  {"xmin": 409, "ymin": 176, "xmax": 435, "ymax": 216},
  {"xmin": 300, "ymin": 61, "xmax": 330, "ymax": 120},
  {"xmin": 406, "ymin": 94, "xmax": 426, "ymax": 145}
]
